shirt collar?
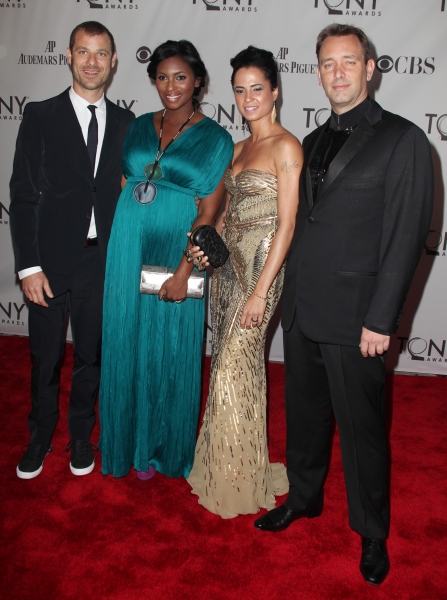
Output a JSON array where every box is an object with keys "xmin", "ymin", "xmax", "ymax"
[
  {"xmin": 69, "ymin": 86, "xmax": 106, "ymax": 113},
  {"xmin": 330, "ymin": 96, "xmax": 370, "ymax": 131}
]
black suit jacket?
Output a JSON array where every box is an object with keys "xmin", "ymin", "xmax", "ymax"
[
  {"xmin": 282, "ymin": 99, "xmax": 434, "ymax": 346},
  {"xmin": 10, "ymin": 88, "xmax": 134, "ymax": 295}
]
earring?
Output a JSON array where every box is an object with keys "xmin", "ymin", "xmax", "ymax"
[{"xmin": 271, "ymin": 101, "xmax": 277, "ymax": 124}]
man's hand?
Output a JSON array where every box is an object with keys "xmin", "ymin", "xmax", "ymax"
[
  {"xmin": 359, "ymin": 327, "xmax": 390, "ymax": 358},
  {"xmin": 21, "ymin": 272, "xmax": 54, "ymax": 307}
]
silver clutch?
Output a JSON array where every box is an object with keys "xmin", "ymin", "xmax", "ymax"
[{"xmin": 140, "ymin": 265, "xmax": 204, "ymax": 299}]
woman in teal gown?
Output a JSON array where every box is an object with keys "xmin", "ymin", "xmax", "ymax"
[{"xmin": 99, "ymin": 40, "xmax": 233, "ymax": 479}]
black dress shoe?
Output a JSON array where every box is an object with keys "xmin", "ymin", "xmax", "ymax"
[
  {"xmin": 360, "ymin": 537, "xmax": 390, "ymax": 585},
  {"xmin": 254, "ymin": 503, "xmax": 322, "ymax": 532}
]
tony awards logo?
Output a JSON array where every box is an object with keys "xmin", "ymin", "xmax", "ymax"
[
  {"xmin": 303, "ymin": 107, "xmax": 330, "ymax": 128},
  {"xmin": 313, "ymin": 0, "xmax": 381, "ymax": 17},
  {"xmin": 425, "ymin": 114, "xmax": 447, "ymax": 141},
  {"xmin": 192, "ymin": 0, "xmax": 257, "ymax": 12},
  {"xmin": 0, "ymin": 96, "xmax": 28, "ymax": 121},
  {"xmin": 77, "ymin": 0, "xmax": 138, "ymax": 9},
  {"xmin": 0, "ymin": 301, "xmax": 27, "ymax": 327},
  {"xmin": 398, "ymin": 336, "xmax": 447, "ymax": 363}
]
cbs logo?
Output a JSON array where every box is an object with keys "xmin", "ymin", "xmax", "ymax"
[
  {"xmin": 376, "ymin": 55, "xmax": 435, "ymax": 75},
  {"xmin": 136, "ymin": 47, "xmax": 151, "ymax": 64}
]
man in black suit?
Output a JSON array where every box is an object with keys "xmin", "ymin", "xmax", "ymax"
[
  {"xmin": 254, "ymin": 24, "xmax": 433, "ymax": 585},
  {"xmin": 10, "ymin": 21, "xmax": 134, "ymax": 480}
]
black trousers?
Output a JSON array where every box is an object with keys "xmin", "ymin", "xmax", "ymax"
[
  {"xmin": 283, "ymin": 316, "xmax": 389, "ymax": 539},
  {"xmin": 27, "ymin": 246, "xmax": 104, "ymax": 445}
]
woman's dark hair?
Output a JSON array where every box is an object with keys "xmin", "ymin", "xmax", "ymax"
[
  {"xmin": 147, "ymin": 40, "xmax": 207, "ymax": 109},
  {"xmin": 230, "ymin": 46, "xmax": 278, "ymax": 89}
]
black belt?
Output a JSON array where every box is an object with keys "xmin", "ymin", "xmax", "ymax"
[{"xmin": 85, "ymin": 237, "xmax": 98, "ymax": 248}]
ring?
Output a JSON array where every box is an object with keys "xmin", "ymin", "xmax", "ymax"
[
  {"xmin": 175, "ymin": 300, "xmax": 185, "ymax": 304},
  {"xmin": 251, "ymin": 317, "xmax": 259, "ymax": 322}
]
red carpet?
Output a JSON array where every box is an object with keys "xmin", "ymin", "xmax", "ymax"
[{"xmin": 1, "ymin": 335, "xmax": 446, "ymax": 600}]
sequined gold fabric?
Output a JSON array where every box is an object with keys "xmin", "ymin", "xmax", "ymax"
[{"xmin": 188, "ymin": 169, "xmax": 288, "ymax": 518}]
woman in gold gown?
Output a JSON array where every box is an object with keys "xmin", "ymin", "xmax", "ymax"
[{"xmin": 187, "ymin": 47, "xmax": 303, "ymax": 518}]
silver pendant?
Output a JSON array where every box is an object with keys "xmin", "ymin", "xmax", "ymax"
[{"xmin": 134, "ymin": 181, "xmax": 157, "ymax": 204}]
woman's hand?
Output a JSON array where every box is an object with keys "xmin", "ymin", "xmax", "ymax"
[
  {"xmin": 185, "ymin": 181, "xmax": 230, "ymax": 269},
  {"xmin": 190, "ymin": 246, "xmax": 209, "ymax": 268},
  {"xmin": 240, "ymin": 293, "xmax": 267, "ymax": 329},
  {"xmin": 186, "ymin": 233, "xmax": 210, "ymax": 268},
  {"xmin": 158, "ymin": 273, "xmax": 188, "ymax": 302}
]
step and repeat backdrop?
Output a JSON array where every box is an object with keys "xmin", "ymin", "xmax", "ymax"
[{"xmin": 0, "ymin": 0, "xmax": 446, "ymax": 374}]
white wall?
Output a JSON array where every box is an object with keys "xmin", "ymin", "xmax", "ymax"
[{"xmin": 1, "ymin": 0, "xmax": 445, "ymax": 373}]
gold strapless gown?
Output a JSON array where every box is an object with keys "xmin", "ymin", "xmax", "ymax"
[{"xmin": 187, "ymin": 169, "xmax": 289, "ymax": 518}]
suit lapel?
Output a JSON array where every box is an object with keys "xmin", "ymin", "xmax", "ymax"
[
  {"xmin": 95, "ymin": 99, "xmax": 120, "ymax": 183},
  {"xmin": 304, "ymin": 122, "xmax": 330, "ymax": 209},
  {"xmin": 56, "ymin": 89, "xmax": 94, "ymax": 178},
  {"xmin": 317, "ymin": 117, "xmax": 378, "ymax": 200}
]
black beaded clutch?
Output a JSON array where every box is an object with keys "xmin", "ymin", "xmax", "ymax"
[{"xmin": 190, "ymin": 225, "xmax": 229, "ymax": 269}]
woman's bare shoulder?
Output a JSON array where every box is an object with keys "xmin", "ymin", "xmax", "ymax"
[
  {"xmin": 273, "ymin": 127, "xmax": 302, "ymax": 151},
  {"xmin": 272, "ymin": 129, "xmax": 304, "ymax": 174}
]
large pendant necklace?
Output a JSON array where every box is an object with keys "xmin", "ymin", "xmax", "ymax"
[{"xmin": 134, "ymin": 108, "xmax": 195, "ymax": 205}]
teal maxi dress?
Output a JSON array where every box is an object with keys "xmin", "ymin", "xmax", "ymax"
[{"xmin": 99, "ymin": 113, "xmax": 233, "ymax": 478}]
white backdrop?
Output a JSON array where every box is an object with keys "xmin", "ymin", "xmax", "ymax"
[{"xmin": 0, "ymin": 0, "xmax": 445, "ymax": 374}]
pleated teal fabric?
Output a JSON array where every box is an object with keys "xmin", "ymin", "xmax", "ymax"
[{"xmin": 99, "ymin": 113, "xmax": 233, "ymax": 478}]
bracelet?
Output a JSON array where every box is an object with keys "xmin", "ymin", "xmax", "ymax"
[
  {"xmin": 183, "ymin": 247, "xmax": 193, "ymax": 261},
  {"xmin": 253, "ymin": 292, "xmax": 268, "ymax": 301}
]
